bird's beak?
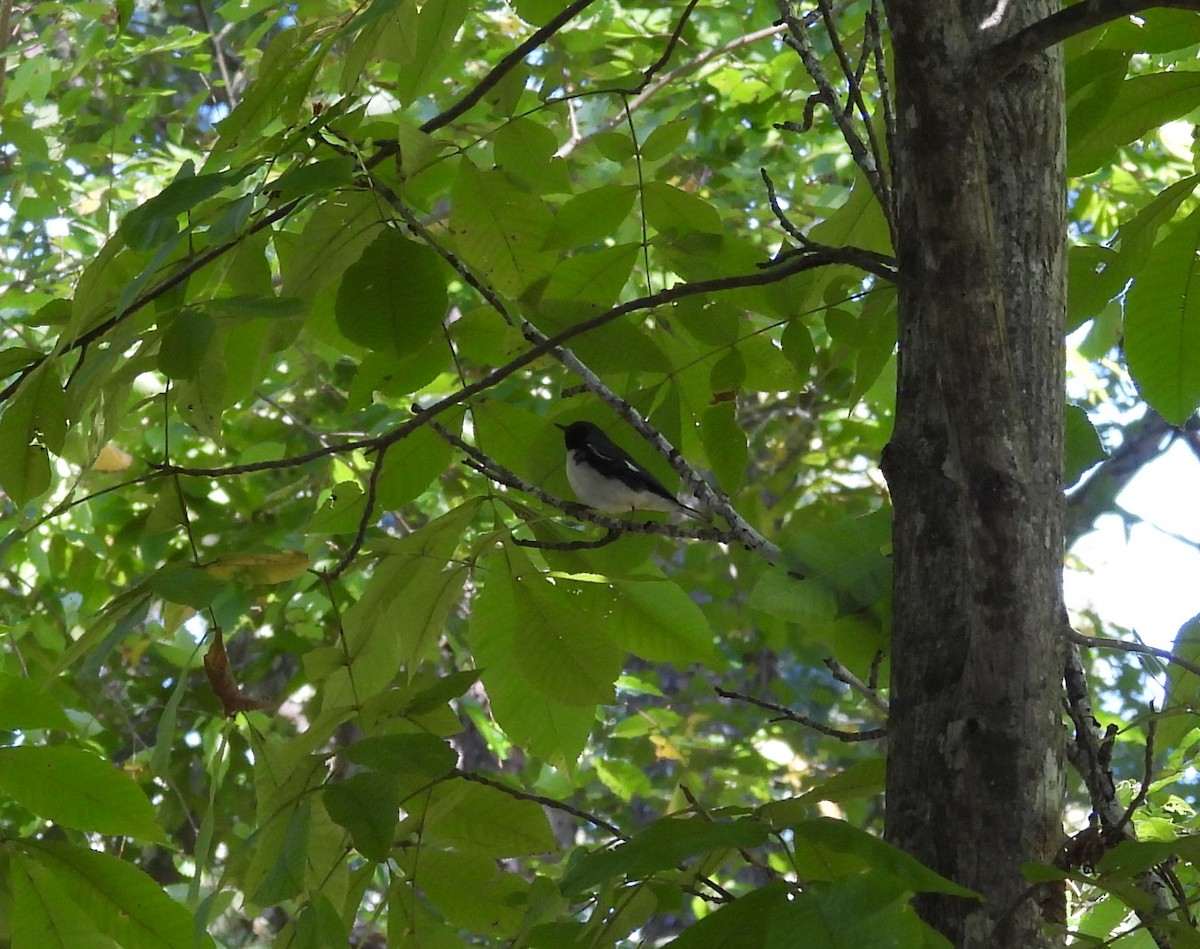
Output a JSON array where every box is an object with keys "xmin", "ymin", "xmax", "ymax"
[{"xmin": 554, "ymin": 422, "xmax": 567, "ymax": 431}]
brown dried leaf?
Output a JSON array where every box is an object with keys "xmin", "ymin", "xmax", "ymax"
[{"xmin": 204, "ymin": 629, "xmax": 272, "ymax": 717}]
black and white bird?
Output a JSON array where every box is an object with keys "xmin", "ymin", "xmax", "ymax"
[{"xmin": 557, "ymin": 420, "xmax": 697, "ymax": 516}]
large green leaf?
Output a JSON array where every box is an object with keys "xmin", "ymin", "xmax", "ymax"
[
  {"xmin": 0, "ymin": 672, "xmax": 71, "ymax": 730},
  {"xmin": 469, "ymin": 567, "xmax": 596, "ymax": 768},
  {"xmin": 392, "ymin": 0, "xmax": 469, "ymax": 104},
  {"xmin": 419, "ymin": 780, "xmax": 557, "ymax": 857},
  {"xmin": 1071, "ymin": 72, "xmax": 1200, "ymax": 176},
  {"xmin": 560, "ymin": 816, "xmax": 770, "ymax": 895},
  {"xmin": 609, "ymin": 578, "xmax": 721, "ymax": 667},
  {"xmin": 335, "ymin": 228, "xmax": 448, "ymax": 357},
  {"xmin": 0, "ymin": 745, "xmax": 165, "ymax": 842},
  {"xmin": 0, "ymin": 361, "xmax": 66, "ymax": 504},
  {"xmin": 450, "ymin": 160, "xmax": 556, "ymax": 297},
  {"xmin": 18, "ymin": 840, "xmax": 211, "ymax": 949},
  {"xmin": 323, "ymin": 771, "xmax": 402, "ymax": 863},
  {"xmin": 11, "ymin": 853, "xmax": 118, "ymax": 949},
  {"xmin": 1124, "ymin": 205, "xmax": 1200, "ymax": 424},
  {"xmin": 789, "ymin": 818, "xmax": 979, "ymax": 898}
]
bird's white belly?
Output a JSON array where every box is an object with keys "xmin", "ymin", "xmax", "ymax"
[{"xmin": 566, "ymin": 453, "xmax": 675, "ymax": 513}]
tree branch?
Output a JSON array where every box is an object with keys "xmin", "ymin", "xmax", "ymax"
[
  {"xmin": 715, "ymin": 686, "xmax": 886, "ymax": 742},
  {"xmin": 1066, "ymin": 627, "xmax": 1200, "ymax": 680},
  {"xmin": 420, "ymin": 0, "xmax": 601, "ymax": 135},
  {"xmin": 1063, "ymin": 645, "xmax": 1176, "ymax": 947},
  {"xmin": 981, "ymin": 1, "xmax": 1200, "ymax": 84},
  {"xmin": 429, "ymin": 420, "xmax": 733, "ymax": 545}
]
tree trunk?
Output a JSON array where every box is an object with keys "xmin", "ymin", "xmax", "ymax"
[{"xmin": 880, "ymin": 3, "xmax": 1066, "ymax": 947}]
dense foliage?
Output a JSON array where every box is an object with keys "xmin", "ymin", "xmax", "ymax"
[{"xmin": 4, "ymin": 1, "xmax": 1200, "ymax": 945}]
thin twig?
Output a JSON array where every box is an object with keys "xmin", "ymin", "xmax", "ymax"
[
  {"xmin": 715, "ymin": 686, "xmax": 886, "ymax": 742},
  {"xmin": 1063, "ymin": 645, "xmax": 1176, "ymax": 948},
  {"xmin": 773, "ymin": 0, "xmax": 890, "ymax": 218},
  {"xmin": 558, "ymin": 22, "xmax": 788, "ymax": 157},
  {"xmin": 430, "ymin": 420, "xmax": 729, "ymax": 544},
  {"xmin": 456, "ymin": 769, "xmax": 624, "ymax": 838},
  {"xmin": 824, "ymin": 656, "xmax": 889, "ymax": 713},
  {"xmin": 980, "ymin": 0, "xmax": 1200, "ymax": 85},
  {"xmin": 1112, "ymin": 703, "xmax": 1157, "ymax": 839},
  {"xmin": 1067, "ymin": 628, "xmax": 1200, "ymax": 680},
  {"xmin": 420, "ymin": 0, "xmax": 601, "ymax": 134}
]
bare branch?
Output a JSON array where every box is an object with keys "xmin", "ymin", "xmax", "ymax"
[
  {"xmin": 773, "ymin": 0, "xmax": 891, "ymax": 220},
  {"xmin": 1112, "ymin": 703, "xmax": 1157, "ymax": 838},
  {"xmin": 1063, "ymin": 645, "xmax": 1177, "ymax": 946},
  {"xmin": 558, "ymin": 22, "xmax": 788, "ymax": 157},
  {"xmin": 715, "ymin": 686, "xmax": 886, "ymax": 742},
  {"xmin": 455, "ymin": 768, "xmax": 624, "ymax": 839},
  {"xmin": 1066, "ymin": 627, "xmax": 1200, "ymax": 680},
  {"xmin": 420, "ymin": 0, "xmax": 602, "ymax": 134},
  {"xmin": 430, "ymin": 420, "xmax": 733, "ymax": 545},
  {"xmin": 981, "ymin": 1, "xmax": 1200, "ymax": 84},
  {"xmin": 824, "ymin": 656, "xmax": 889, "ymax": 714}
]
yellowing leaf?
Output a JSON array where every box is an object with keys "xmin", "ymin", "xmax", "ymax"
[
  {"xmin": 91, "ymin": 443, "xmax": 133, "ymax": 472},
  {"xmin": 203, "ymin": 550, "xmax": 310, "ymax": 584}
]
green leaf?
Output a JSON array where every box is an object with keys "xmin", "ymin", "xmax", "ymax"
[
  {"xmin": 376, "ymin": 425, "xmax": 453, "ymax": 508},
  {"xmin": 594, "ymin": 758, "xmax": 654, "ymax": 802},
  {"xmin": 11, "ymin": 852, "xmax": 118, "ymax": 949},
  {"xmin": 267, "ymin": 156, "xmax": 355, "ymax": 200},
  {"xmin": 278, "ymin": 191, "xmax": 384, "ymax": 302},
  {"xmin": 344, "ymin": 733, "xmax": 458, "ymax": 777},
  {"xmin": 701, "ymin": 400, "xmax": 748, "ymax": 494},
  {"xmin": 809, "ymin": 168, "xmax": 893, "ymax": 255},
  {"xmin": 643, "ymin": 182, "xmax": 722, "ymax": 236},
  {"xmin": 323, "ymin": 502, "xmax": 478, "ymax": 709},
  {"xmin": 394, "ymin": 0, "xmax": 469, "ymax": 104},
  {"xmin": 790, "ymin": 818, "xmax": 979, "ymax": 897},
  {"xmin": 1161, "ymin": 615, "xmax": 1200, "ymax": 755},
  {"xmin": 451, "ymin": 160, "xmax": 556, "ymax": 297},
  {"xmin": 324, "ymin": 771, "xmax": 401, "ymax": 862},
  {"xmin": 396, "ymin": 849, "xmax": 526, "ymax": 937},
  {"xmin": 749, "ymin": 567, "xmax": 838, "ymax": 627},
  {"xmin": 495, "ymin": 116, "xmax": 568, "ymax": 193},
  {"xmin": 120, "ymin": 162, "xmax": 252, "ymax": 251},
  {"xmin": 1098, "ymin": 835, "xmax": 1200, "ymax": 875},
  {"xmin": 0, "ymin": 361, "xmax": 66, "ymax": 503},
  {"xmin": 761, "ymin": 758, "xmax": 886, "ymax": 827},
  {"xmin": 0, "ymin": 672, "xmax": 72, "ymax": 730},
  {"xmin": 146, "ymin": 562, "xmax": 226, "ymax": 608},
  {"xmin": 335, "ymin": 229, "xmax": 448, "ymax": 357},
  {"xmin": 641, "ymin": 119, "xmax": 690, "ymax": 162},
  {"xmin": 0, "ymin": 746, "xmax": 165, "ymax": 841},
  {"xmin": 507, "ymin": 567, "xmax": 624, "ymax": 707},
  {"xmin": 781, "ymin": 509, "xmax": 893, "ymax": 614},
  {"xmin": 246, "ymin": 798, "xmax": 312, "ymax": 906},
  {"xmin": 541, "ymin": 243, "xmax": 640, "ymax": 309},
  {"xmin": 157, "ymin": 311, "xmax": 216, "ymax": 380},
  {"xmin": 1071, "ymin": 72, "xmax": 1200, "ymax": 176},
  {"xmin": 1124, "ymin": 205, "xmax": 1200, "ymax": 424},
  {"xmin": 470, "ymin": 568, "xmax": 596, "ymax": 768},
  {"xmin": 609, "ymin": 579, "xmax": 721, "ymax": 666},
  {"xmin": 17, "ymin": 841, "xmax": 212, "ymax": 949},
  {"xmin": 561, "ymin": 817, "xmax": 770, "ymax": 896},
  {"xmin": 1064, "ymin": 404, "xmax": 1106, "ymax": 487},
  {"xmin": 422, "ymin": 780, "xmax": 557, "ymax": 857},
  {"xmin": 400, "ymin": 668, "xmax": 482, "ymax": 715},
  {"xmin": 510, "ymin": 0, "xmax": 565, "ymax": 24},
  {"xmin": 544, "ymin": 186, "xmax": 638, "ymax": 250},
  {"xmin": 665, "ymin": 881, "xmax": 798, "ymax": 949}
]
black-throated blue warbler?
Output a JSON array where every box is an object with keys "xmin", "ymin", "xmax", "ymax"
[{"xmin": 557, "ymin": 421, "xmax": 698, "ymax": 516}]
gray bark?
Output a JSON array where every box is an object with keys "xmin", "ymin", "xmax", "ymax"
[{"xmin": 879, "ymin": 2, "xmax": 1067, "ymax": 946}]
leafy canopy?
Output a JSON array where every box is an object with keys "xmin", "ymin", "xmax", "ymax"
[{"xmin": 3, "ymin": 1, "xmax": 1200, "ymax": 946}]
